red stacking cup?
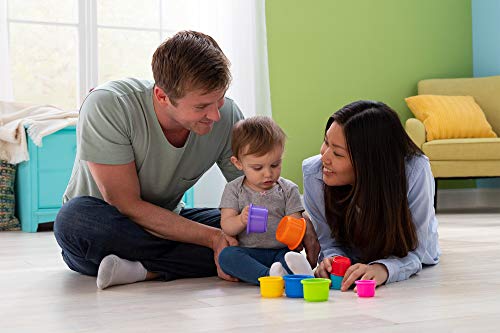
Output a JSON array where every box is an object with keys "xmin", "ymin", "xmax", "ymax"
[{"xmin": 330, "ymin": 256, "xmax": 351, "ymax": 277}]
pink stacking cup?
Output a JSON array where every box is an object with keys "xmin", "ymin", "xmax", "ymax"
[{"xmin": 355, "ymin": 279, "xmax": 376, "ymax": 297}]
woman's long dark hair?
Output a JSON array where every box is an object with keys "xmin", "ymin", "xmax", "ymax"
[{"xmin": 324, "ymin": 100, "xmax": 422, "ymax": 263}]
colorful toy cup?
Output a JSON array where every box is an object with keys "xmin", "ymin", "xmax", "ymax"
[
  {"xmin": 275, "ymin": 216, "xmax": 306, "ymax": 250},
  {"xmin": 247, "ymin": 204, "xmax": 268, "ymax": 233},
  {"xmin": 283, "ymin": 274, "xmax": 314, "ymax": 298},
  {"xmin": 331, "ymin": 256, "xmax": 351, "ymax": 276},
  {"xmin": 301, "ymin": 278, "xmax": 331, "ymax": 302},
  {"xmin": 355, "ymin": 279, "xmax": 376, "ymax": 297},
  {"xmin": 330, "ymin": 274, "xmax": 343, "ymax": 290},
  {"xmin": 258, "ymin": 276, "xmax": 284, "ymax": 298},
  {"xmin": 330, "ymin": 256, "xmax": 351, "ymax": 290}
]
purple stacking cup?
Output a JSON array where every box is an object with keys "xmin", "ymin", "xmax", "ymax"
[{"xmin": 247, "ymin": 204, "xmax": 268, "ymax": 233}]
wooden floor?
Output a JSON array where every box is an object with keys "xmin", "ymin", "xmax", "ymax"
[{"xmin": 1, "ymin": 209, "xmax": 500, "ymax": 332}]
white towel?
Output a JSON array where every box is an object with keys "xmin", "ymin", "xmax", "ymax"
[{"xmin": 0, "ymin": 101, "xmax": 78, "ymax": 164}]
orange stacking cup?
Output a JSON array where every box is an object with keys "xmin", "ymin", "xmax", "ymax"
[{"xmin": 276, "ymin": 216, "xmax": 307, "ymax": 250}]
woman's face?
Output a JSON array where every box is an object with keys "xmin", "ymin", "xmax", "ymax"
[{"xmin": 320, "ymin": 122, "xmax": 355, "ymax": 186}]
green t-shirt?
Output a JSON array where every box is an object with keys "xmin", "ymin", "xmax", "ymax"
[{"xmin": 63, "ymin": 78, "xmax": 244, "ymax": 213}]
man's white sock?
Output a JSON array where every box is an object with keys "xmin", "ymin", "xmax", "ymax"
[
  {"xmin": 269, "ymin": 262, "xmax": 287, "ymax": 276},
  {"xmin": 285, "ymin": 252, "xmax": 314, "ymax": 276},
  {"xmin": 97, "ymin": 254, "xmax": 148, "ymax": 290}
]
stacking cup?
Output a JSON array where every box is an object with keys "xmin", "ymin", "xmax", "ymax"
[
  {"xmin": 247, "ymin": 204, "xmax": 268, "ymax": 233},
  {"xmin": 275, "ymin": 216, "xmax": 306, "ymax": 250},
  {"xmin": 355, "ymin": 279, "xmax": 376, "ymax": 297},
  {"xmin": 301, "ymin": 278, "xmax": 331, "ymax": 302},
  {"xmin": 330, "ymin": 274, "xmax": 343, "ymax": 290},
  {"xmin": 258, "ymin": 276, "xmax": 284, "ymax": 298},
  {"xmin": 330, "ymin": 256, "xmax": 351, "ymax": 290},
  {"xmin": 283, "ymin": 274, "xmax": 314, "ymax": 298}
]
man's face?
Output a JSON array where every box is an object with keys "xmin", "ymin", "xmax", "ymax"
[{"xmin": 165, "ymin": 88, "xmax": 226, "ymax": 135}]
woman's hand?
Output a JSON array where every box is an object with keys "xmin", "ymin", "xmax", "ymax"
[
  {"xmin": 341, "ymin": 263, "xmax": 388, "ymax": 292},
  {"xmin": 314, "ymin": 257, "xmax": 334, "ymax": 278}
]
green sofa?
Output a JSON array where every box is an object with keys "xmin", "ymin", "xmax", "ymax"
[{"xmin": 405, "ymin": 75, "xmax": 500, "ymax": 206}]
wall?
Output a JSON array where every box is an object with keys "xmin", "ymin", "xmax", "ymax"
[
  {"xmin": 265, "ymin": 0, "xmax": 473, "ymax": 188},
  {"xmin": 472, "ymin": 0, "xmax": 500, "ymax": 189},
  {"xmin": 473, "ymin": 0, "xmax": 500, "ymax": 77}
]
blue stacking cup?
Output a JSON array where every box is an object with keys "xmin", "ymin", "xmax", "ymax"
[
  {"xmin": 283, "ymin": 274, "xmax": 314, "ymax": 298},
  {"xmin": 330, "ymin": 274, "xmax": 343, "ymax": 290}
]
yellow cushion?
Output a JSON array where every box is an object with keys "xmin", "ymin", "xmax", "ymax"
[
  {"xmin": 405, "ymin": 95, "xmax": 498, "ymax": 141},
  {"xmin": 418, "ymin": 76, "xmax": 500, "ymax": 135}
]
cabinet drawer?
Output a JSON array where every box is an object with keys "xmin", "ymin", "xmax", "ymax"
[{"xmin": 37, "ymin": 131, "xmax": 77, "ymax": 208}]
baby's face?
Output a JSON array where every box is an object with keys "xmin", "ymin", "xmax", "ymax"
[{"xmin": 234, "ymin": 145, "xmax": 284, "ymax": 192}]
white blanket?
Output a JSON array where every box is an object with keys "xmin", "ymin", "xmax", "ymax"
[{"xmin": 0, "ymin": 101, "xmax": 78, "ymax": 164}]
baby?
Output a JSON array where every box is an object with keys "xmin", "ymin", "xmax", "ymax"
[{"xmin": 218, "ymin": 116, "xmax": 313, "ymax": 285}]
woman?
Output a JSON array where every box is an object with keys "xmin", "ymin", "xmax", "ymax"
[{"xmin": 303, "ymin": 100, "xmax": 440, "ymax": 291}]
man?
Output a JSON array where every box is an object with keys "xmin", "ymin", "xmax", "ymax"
[{"xmin": 54, "ymin": 31, "xmax": 319, "ymax": 289}]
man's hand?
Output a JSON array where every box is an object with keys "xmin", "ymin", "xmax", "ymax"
[
  {"xmin": 210, "ymin": 230, "xmax": 239, "ymax": 282},
  {"xmin": 341, "ymin": 263, "xmax": 388, "ymax": 292},
  {"xmin": 298, "ymin": 212, "xmax": 320, "ymax": 268}
]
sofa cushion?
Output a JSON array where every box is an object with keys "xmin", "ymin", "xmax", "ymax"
[
  {"xmin": 418, "ymin": 75, "xmax": 500, "ymax": 135},
  {"xmin": 405, "ymin": 95, "xmax": 497, "ymax": 141},
  {"xmin": 430, "ymin": 160, "xmax": 500, "ymax": 178},
  {"xmin": 422, "ymin": 138, "xmax": 500, "ymax": 161}
]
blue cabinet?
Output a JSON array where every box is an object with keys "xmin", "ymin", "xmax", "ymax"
[
  {"xmin": 15, "ymin": 126, "xmax": 194, "ymax": 232},
  {"xmin": 16, "ymin": 126, "xmax": 77, "ymax": 232}
]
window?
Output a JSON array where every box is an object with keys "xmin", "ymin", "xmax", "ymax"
[
  {"xmin": 6, "ymin": 0, "xmax": 79, "ymax": 109},
  {"xmin": 2, "ymin": 0, "xmax": 270, "ymax": 207},
  {"xmin": 4, "ymin": 0, "xmax": 213, "ymax": 109},
  {"xmin": 4, "ymin": 0, "xmax": 270, "ymax": 115}
]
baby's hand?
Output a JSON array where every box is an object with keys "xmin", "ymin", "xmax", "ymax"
[{"xmin": 240, "ymin": 206, "xmax": 249, "ymax": 226}]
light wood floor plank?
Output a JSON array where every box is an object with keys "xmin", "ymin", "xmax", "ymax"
[{"xmin": 1, "ymin": 210, "xmax": 499, "ymax": 332}]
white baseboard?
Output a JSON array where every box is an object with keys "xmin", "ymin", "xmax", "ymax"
[{"xmin": 437, "ymin": 188, "xmax": 500, "ymax": 210}]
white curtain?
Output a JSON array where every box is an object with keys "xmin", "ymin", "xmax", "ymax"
[
  {"xmin": 196, "ymin": 0, "xmax": 271, "ymax": 118},
  {"xmin": 190, "ymin": 0, "xmax": 272, "ymax": 207},
  {"xmin": 0, "ymin": 0, "xmax": 13, "ymax": 101},
  {"xmin": 165, "ymin": 0, "xmax": 271, "ymax": 118}
]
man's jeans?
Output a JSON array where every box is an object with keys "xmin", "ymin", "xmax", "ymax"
[{"xmin": 54, "ymin": 196, "xmax": 220, "ymax": 281}]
